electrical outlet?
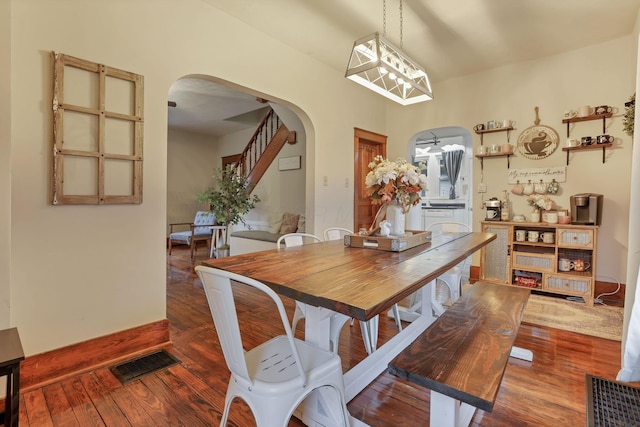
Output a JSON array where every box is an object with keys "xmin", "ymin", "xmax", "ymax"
[{"xmin": 478, "ymin": 183, "xmax": 487, "ymax": 193}]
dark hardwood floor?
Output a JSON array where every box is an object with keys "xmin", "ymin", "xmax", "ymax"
[{"xmin": 18, "ymin": 245, "xmax": 629, "ymax": 426}]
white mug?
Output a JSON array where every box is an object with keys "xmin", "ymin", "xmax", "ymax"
[
  {"xmin": 559, "ymin": 258, "xmax": 574, "ymax": 271},
  {"xmin": 515, "ymin": 230, "xmax": 526, "ymax": 242},
  {"xmin": 490, "ymin": 144, "xmax": 501, "ymax": 154},
  {"xmin": 566, "ymin": 138, "xmax": 580, "ymax": 147},
  {"xmin": 477, "ymin": 145, "xmax": 487, "ymax": 155},
  {"xmin": 528, "ymin": 231, "xmax": 540, "ymax": 242},
  {"xmin": 545, "ymin": 212, "xmax": 558, "ymax": 224},
  {"xmin": 542, "ymin": 232, "xmax": 554, "ymax": 244},
  {"xmin": 578, "ymin": 105, "xmax": 594, "ymax": 118},
  {"xmin": 530, "ymin": 211, "xmax": 540, "ymax": 222}
]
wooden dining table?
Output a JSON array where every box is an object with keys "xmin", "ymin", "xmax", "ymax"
[{"xmin": 202, "ymin": 230, "xmax": 496, "ymax": 427}]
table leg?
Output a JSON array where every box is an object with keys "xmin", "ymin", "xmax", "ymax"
[
  {"xmin": 297, "ymin": 283, "xmax": 437, "ymax": 427},
  {"xmin": 1, "ymin": 364, "xmax": 19, "ymax": 427},
  {"xmin": 360, "ymin": 315, "xmax": 379, "ymax": 354}
]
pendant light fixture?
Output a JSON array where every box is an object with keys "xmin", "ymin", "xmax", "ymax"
[{"xmin": 345, "ymin": 0, "xmax": 432, "ymax": 105}]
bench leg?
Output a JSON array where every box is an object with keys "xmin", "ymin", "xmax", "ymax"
[
  {"xmin": 431, "ymin": 391, "xmax": 476, "ymax": 427},
  {"xmin": 389, "ymin": 280, "xmax": 435, "ymax": 323},
  {"xmin": 510, "ymin": 346, "xmax": 534, "ymax": 362}
]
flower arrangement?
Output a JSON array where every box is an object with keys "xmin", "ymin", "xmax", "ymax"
[
  {"xmin": 527, "ymin": 194, "xmax": 555, "ymax": 211},
  {"xmin": 365, "ymin": 156, "xmax": 428, "ymax": 213}
]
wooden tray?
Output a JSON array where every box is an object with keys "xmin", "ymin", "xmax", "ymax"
[{"xmin": 344, "ymin": 230, "xmax": 432, "ymax": 252}]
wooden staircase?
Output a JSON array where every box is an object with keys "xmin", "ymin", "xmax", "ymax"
[{"xmin": 235, "ymin": 107, "xmax": 296, "ymax": 191}]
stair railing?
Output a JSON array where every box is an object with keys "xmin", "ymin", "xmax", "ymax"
[{"xmin": 235, "ymin": 108, "xmax": 281, "ymax": 177}]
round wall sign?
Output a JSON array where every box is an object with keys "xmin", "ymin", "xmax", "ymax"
[{"xmin": 517, "ymin": 125, "xmax": 559, "ymax": 160}]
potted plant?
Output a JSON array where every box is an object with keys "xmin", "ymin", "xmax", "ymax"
[{"xmin": 197, "ymin": 164, "xmax": 260, "ymax": 257}]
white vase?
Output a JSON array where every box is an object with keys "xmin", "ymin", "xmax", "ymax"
[{"xmin": 386, "ymin": 201, "xmax": 406, "ymax": 236}]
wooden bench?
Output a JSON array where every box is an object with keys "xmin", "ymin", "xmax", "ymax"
[{"xmin": 388, "ymin": 281, "xmax": 531, "ymax": 427}]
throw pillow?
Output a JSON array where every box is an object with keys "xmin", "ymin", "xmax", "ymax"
[{"xmin": 279, "ymin": 212, "xmax": 300, "ymax": 234}]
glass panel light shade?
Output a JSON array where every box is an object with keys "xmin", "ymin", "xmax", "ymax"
[{"xmin": 346, "ymin": 32, "xmax": 432, "ymax": 105}]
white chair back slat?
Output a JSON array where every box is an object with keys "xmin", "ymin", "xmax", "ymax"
[
  {"xmin": 323, "ymin": 227, "xmax": 353, "ymax": 241},
  {"xmin": 277, "ymin": 233, "xmax": 322, "ymax": 248}
]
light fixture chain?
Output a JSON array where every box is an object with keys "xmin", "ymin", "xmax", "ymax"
[
  {"xmin": 383, "ymin": 0, "xmax": 386, "ymax": 37},
  {"xmin": 399, "ymin": 0, "xmax": 403, "ymax": 49}
]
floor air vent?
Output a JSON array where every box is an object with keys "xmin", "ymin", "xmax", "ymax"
[
  {"xmin": 587, "ymin": 374, "xmax": 640, "ymax": 427},
  {"xmin": 110, "ymin": 350, "xmax": 180, "ymax": 384}
]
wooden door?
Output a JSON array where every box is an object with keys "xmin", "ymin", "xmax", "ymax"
[
  {"xmin": 222, "ymin": 154, "xmax": 241, "ymax": 171},
  {"xmin": 354, "ymin": 128, "xmax": 386, "ymax": 231}
]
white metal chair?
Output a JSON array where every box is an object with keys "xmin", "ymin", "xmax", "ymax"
[
  {"xmin": 277, "ymin": 233, "xmax": 350, "ymax": 353},
  {"xmin": 195, "ymin": 266, "xmax": 350, "ymax": 427},
  {"xmin": 276, "ymin": 232, "xmax": 323, "ymax": 248},
  {"xmin": 427, "ymin": 221, "xmax": 472, "ymax": 315},
  {"xmin": 322, "ymin": 227, "xmax": 403, "ymax": 355},
  {"xmin": 323, "ymin": 227, "xmax": 353, "ymax": 242}
]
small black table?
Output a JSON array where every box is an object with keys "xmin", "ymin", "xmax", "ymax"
[{"xmin": 0, "ymin": 328, "xmax": 24, "ymax": 427}]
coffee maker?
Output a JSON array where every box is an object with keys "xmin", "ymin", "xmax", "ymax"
[{"xmin": 570, "ymin": 193, "xmax": 603, "ymax": 225}]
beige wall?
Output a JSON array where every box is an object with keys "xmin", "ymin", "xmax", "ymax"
[
  {"xmin": 386, "ymin": 36, "xmax": 636, "ymax": 283},
  {"xmin": 166, "ymin": 129, "xmax": 219, "ymax": 230},
  {"xmin": 0, "ymin": 0, "xmax": 10, "ymax": 330},
  {"xmin": 6, "ymin": 0, "xmax": 385, "ymax": 355},
  {"xmin": 6, "ymin": 0, "xmax": 636, "ymax": 357}
]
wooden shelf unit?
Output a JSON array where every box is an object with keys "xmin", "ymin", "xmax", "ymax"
[
  {"xmin": 480, "ymin": 221, "xmax": 598, "ymax": 306},
  {"xmin": 475, "ymin": 126, "xmax": 514, "ymax": 169},
  {"xmin": 561, "ymin": 112, "xmax": 613, "ymax": 165}
]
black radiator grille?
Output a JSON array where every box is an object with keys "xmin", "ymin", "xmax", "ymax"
[
  {"xmin": 587, "ymin": 374, "xmax": 640, "ymax": 427},
  {"xmin": 110, "ymin": 350, "xmax": 180, "ymax": 384}
]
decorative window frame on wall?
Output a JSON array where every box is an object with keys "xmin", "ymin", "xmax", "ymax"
[{"xmin": 52, "ymin": 52, "xmax": 144, "ymax": 205}]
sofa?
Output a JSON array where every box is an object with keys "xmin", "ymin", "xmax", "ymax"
[{"xmin": 229, "ymin": 212, "xmax": 303, "ymax": 256}]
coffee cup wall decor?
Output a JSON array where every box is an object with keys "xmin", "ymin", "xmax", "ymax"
[{"xmin": 516, "ymin": 107, "xmax": 560, "ymax": 160}]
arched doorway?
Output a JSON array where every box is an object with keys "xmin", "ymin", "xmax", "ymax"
[
  {"xmin": 166, "ymin": 76, "xmax": 308, "ymax": 248},
  {"xmin": 405, "ymin": 126, "xmax": 474, "ymax": 231}
]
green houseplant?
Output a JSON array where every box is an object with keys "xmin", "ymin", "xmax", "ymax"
[{"xmin": 197, "ymin": 164, "xmax": 260, "ymax": 255}]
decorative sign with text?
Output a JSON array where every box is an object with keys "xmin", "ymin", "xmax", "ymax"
[{"xmin": 507, "ymin": 166, "xmax": 566, "ymax": 184}]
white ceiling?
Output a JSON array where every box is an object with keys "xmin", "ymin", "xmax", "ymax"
[{"xmin": 169, "ymin": 0, "xmax": 640, "ymax": 136}]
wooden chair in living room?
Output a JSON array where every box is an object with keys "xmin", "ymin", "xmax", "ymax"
[{"xmin": 168, "ymin": 211, "xmax": 216, "ymax": 259}]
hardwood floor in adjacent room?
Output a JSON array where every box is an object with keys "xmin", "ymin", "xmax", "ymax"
[{"xmin": 19, "ymin": 246, "xmax": 629, "ymax": 426}]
